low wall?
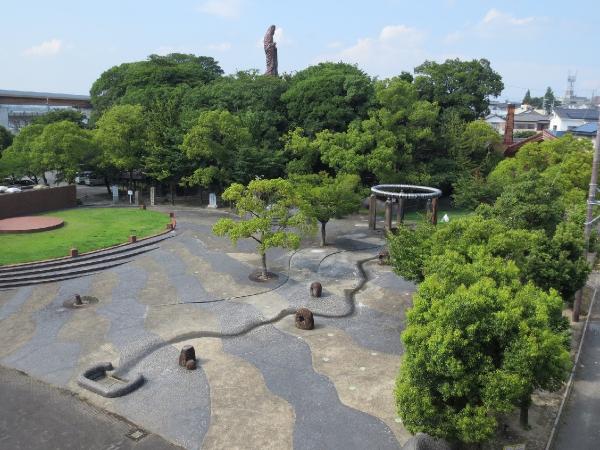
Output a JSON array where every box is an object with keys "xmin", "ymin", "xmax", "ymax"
[{"xmin": 0, "ymin": 185, "xmax": 77, "ymax": 219}]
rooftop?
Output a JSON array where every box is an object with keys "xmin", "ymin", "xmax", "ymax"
[
  {"xmin": 0, "ymin": 89, "xmax": 90, "ymax": 101},
  {"xmin": 553, "ymin": 107, "xmax": 599, "ymax": 121}
]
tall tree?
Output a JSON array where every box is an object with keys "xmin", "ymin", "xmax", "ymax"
[
  {"xmin": 213, "ymin": 178, "xmax": 314, "ymax": 279},
  {"xmin": 414, "ymin": 58, "xmax": 503, "ymax": 121},
  {"xmin": 94, "ymin": 104, "xmax": 148, "ymax": 185},
  {"xmin": 282, "ymin": 62, "xmax": 374, "ymax": 135},
  {"xmin": 90, "ymin": 53, "xmax": 223, "ymax": 120},
  {"xmin": 522, "ymin": 89, "xmax": 532, "ymax": 105},
  {"xmin": 181, "ymin": 110, "xmax": 252, "ymax": 189}
]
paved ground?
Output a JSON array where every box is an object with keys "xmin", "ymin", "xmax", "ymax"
[
  {"xmin": 553, "ymin": 285, "xmax": 600, "ymax": 450},
  {"xmin": 0, "ymin": 365, "xmax": 181, "ymax": 449},
  {"xmin": 0, "ymin": 209, "xmax": 414, "ymax": 449}
]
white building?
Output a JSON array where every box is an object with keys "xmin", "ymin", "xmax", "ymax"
[
  {"xmin": 549, "ymin": 107, "xmax": 599, "ymax": 132},
  {"xmin": 485, "ymin": 114, "xmax": 505, "ymax": 134}
]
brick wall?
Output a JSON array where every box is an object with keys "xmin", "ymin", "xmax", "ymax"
[{"xmin": 0, "ymin": 185, "xmax": 77, "ymax": 219}]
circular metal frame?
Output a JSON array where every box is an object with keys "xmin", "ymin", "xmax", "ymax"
[{"xmin": 370, "ymin": 184, "xmax": 442, "ymax": 200}]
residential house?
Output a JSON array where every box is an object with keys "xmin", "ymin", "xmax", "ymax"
[
  {"xmin": 514, "ymin": 110, "xmax": 550, "ymax": 132},
  {"xmin": 485, "ymin": 114, "xmax": 505, "ymax": 134},
  {"xmin": 549, "ymin": 107, "xmax": 599, "ymax": 132}
]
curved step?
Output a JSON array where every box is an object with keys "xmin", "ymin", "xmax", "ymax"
[
  {"xmin": 0, "ymin": 232, "xmax": 173, "ymax": 273},
  {"xmin": 0, "ymin": 245, "xmax": 158, "ymax": 280}
]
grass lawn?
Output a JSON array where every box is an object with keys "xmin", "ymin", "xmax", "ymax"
[{"xmin": 0, "ymin": 208, "xmax": 169, "ymax": 265}]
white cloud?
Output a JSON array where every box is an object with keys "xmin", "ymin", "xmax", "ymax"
[
  {"xmin": 207, "ymin": 42, "xmax": 232, "ymax": 51},
  {"xmin": 197, "ymin": 0, "xmax": 242, "ymax": 19},
  {"xmin": 443, "ymin": 31, "xmax": 463, "ymax": 45},
  {"xmin": 317, "ymin": 25, "xmax": 426, "ymax": 78},
  {"xmin": 23, "ymin": 38, "xmax": 63, "ymax": 56},
  {"xmin": 480, "ymin": 8, "xmax": 536, "ymax": 27}
]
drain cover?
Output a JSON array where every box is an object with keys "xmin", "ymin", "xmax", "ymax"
[{"xmin": 126, "ymin": 429, "xmax": 147, "ymax": 441}]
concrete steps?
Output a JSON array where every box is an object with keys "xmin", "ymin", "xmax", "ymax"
[{"xmin": 0, "ymin": 232, "xmax": 173, "ymax": 290}]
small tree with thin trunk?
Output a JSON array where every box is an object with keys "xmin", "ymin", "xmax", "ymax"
[
  {"xmin": 293, "ymin": 172, "xmax": 364, "ymax": 246},
  {"xmin": 213, "ymin": 178, "xmax": 314, "ymax": 279}
]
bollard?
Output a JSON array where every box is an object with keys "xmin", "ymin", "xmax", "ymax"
[
  {"xmin": 310, "ymin": 282, "xmax": 322, "ymax": 298},
  {"xmin": 295, "ymin": 308, "xmax": 314, "ymax": 330},
  {"xmin": 70, "ymin": 248, "xmax": 79, "ymax": 257},
  {"xmin": 129, "ymin": 235, "xmax": 137, "ymax": 243},
  {"xmin": 179, "ymin": 345, "xmax": 196, "ymax": 367}
]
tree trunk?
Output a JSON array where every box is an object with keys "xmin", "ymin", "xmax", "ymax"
[
  {"xmin": 170, "ymin": 182, "xmax": 175, "ymax": 205},
  {"xmin": 320, "ymin": 220, "xmax": 328, "ymax": 247},
  {"xmin": 261, "ymin": 252, "xmax": 268, "ymax": 279},
  {"xmin": 42, "ymin": 173, "xmax": 48, "ymax": 186},
  {"xmin": 519, "ymin": 397, "xmax": 530, "ymax": 429},
  {"xmin": 104, "ymin": 177, "xmax": 111, "ymax": 196}
]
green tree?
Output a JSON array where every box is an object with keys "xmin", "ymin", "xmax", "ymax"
[
  {"xmin": 0, "ymin": 125, "xmax": 13, "ymax": 154},
  {"xmin": 32, "ymin": 109, "xmax": 87, "ymax": 127},
  {"xmin": 34, "ymin": 121, "xmax": 95, "ymax": 183},
  {"xmin": 143, "ymin": 88, "xmax": 191, "ymax": 204},
  {"xmin": 90, "ymin": 53, "xmax": 223, "ymax": 120},
  {"xmin": 0, "ymin": 124, "xmax": 46, "ymax": 183},
  {"xmin": 395, "ymin": 251, "xmax": 570, "ymax": 443},
  {"xmin": 181, "ymin": 110, "xmax": 252, "ymax": 189},
  {"xmin": 213, "ymin": 178, "xmax": 314, "ymax": 278},
  {"xmin": 414, "ymin": 58, "xmax": 503, "ymax": 121},
  {"xmin": 522, "ymin": 89, "xmax": 532, "ymax": 105},
  {"xmin": 543, "ymin": 87, "xmax": 559, "ymax": 114},
  {"xmin": 293, "ymin": 172, "xmax": 364, "ymax": 246},
  {"xmin": 94, "ymin": 104, "xmax": 148, "ymax": 185},
  {"xmin": 281, "ymin": 62, "xmax": 374, "ymax": 135}
]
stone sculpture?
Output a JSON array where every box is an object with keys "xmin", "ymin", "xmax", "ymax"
[{"xmin": 264, "ymin": 25, "xmax": 278, "ymax": 76}]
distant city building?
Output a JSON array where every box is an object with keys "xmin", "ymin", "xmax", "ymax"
[
  {"xmin": 488, "ymin": 100, "xmax": 519, "ymax": 118},
  {"xmin": 0, "ymin": 89, "xmax": 91, "ymax": 133},
  {"xmin": 550, "ymin": 107, "xmax": 599, "ymax": 132}
]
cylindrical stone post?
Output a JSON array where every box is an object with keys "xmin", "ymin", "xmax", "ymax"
[
  {"xmin": 431, "ymin": 197, "xmax": 439, "ymax": 225},
  {"xmin": 134, "ymin": 190, "xmax": 140, "ymax": 206},
  {"xmin": 70, "ymin": 248, "xmax": 78, "ymax": 257},
  {"xmin": 396, "ymin": 197, "xmax": 405, "ymax": 225},
  {"xmin": 295, "ymin": 308, "xmax": 314, "ymax": 330},
  {"xmin": 310, "ymin": 282, "xmax": 322, "ymax": 298},
  {"xmin": 179, "ymin": 345, "xmax": 196, "ymax": 367},
  {"xmin": 384, "ymin": 198, "xmax": 393, "ymax": 232},
  {"xmin": 368, "ymin": 194, "xmax": 377, "ymax": 230},
  {"xmin": 129, "ymin": 235, "xmax": 137, "ymax": 243}
]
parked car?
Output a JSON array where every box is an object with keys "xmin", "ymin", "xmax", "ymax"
[{"xmin": 76, "ymin": 171, "xmax": 104, "ymax": 186}]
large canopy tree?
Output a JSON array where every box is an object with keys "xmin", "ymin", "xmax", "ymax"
[
  {"xmin": 90, "ymin": 53, "xmax": 223, "ymax": 120},
  {"xmin": 414, "ymin": 58, "xmax": 503, "ymax": 121},
  {"xmin": 282, "ymin": 62, "xmax": 374, "ymax": 135}
]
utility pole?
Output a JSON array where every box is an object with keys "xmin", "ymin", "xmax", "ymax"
[{"xmin": 573, "ymin": 115, "xmax": 600, "ymax": 322}]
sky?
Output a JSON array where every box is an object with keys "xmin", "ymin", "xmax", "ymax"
[{"xmin": 1, "ymin": 0, "xmax": 599, "ymax": 101}]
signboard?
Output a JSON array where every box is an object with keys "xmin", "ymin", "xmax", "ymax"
[{"xmin": 127, "ymin": 189, "xmax": 133, "ymax": 204}]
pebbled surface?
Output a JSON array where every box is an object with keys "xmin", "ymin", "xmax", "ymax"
[{"xmin": 0, "ymin": 210, "xmax": 415, "ymax": 450}]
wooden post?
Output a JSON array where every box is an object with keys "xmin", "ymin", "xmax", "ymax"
[
  {"xmin": 396, "ymin": 197, "xmax": 405, "ymax": 225},
  {"xmin": 368, "ymin": 194, "xmax": 377, "ymax": 230},
  {"xmin": 431, "ymin": 197, "xmax": 438, "ymax": 225},
  {"xmin": 384, "ymin": 198, "xmax": 393, "ymax": 232}
]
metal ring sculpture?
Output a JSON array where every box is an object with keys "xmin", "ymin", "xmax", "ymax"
[
  {"xmin": 369, "ymin": 184, "xmax": 442, "ymax": 230},
  {"xmin": 370, "ymin": 184, "xmax": 442, "ymax": 199}
]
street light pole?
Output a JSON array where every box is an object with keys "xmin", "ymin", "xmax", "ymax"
[{"xmin": 573, "ymin": 115, "xmax": 600, "ymax": 322}]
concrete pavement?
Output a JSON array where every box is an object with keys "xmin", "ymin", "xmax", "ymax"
[
  {"xmin": 0, "ymin": 365, "xmax": 181, "ymax": 450},
  {"xmin": 553, "ymin": 288, "xmax": 600, "ymax": 450}
]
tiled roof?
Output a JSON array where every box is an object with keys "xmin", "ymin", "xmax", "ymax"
[{"xmin": 553, "ymin": 107, "xmax": 599, "ymax": 120}]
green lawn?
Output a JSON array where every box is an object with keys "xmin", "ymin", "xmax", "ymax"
[{"xmin": 0, "ymin": 208, "xmax": 169, "ymax": 265}]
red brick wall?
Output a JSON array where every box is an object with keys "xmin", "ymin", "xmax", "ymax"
[{"xmin": 0, "ymin": 185, "xmax": 77, "ymax": 219}]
